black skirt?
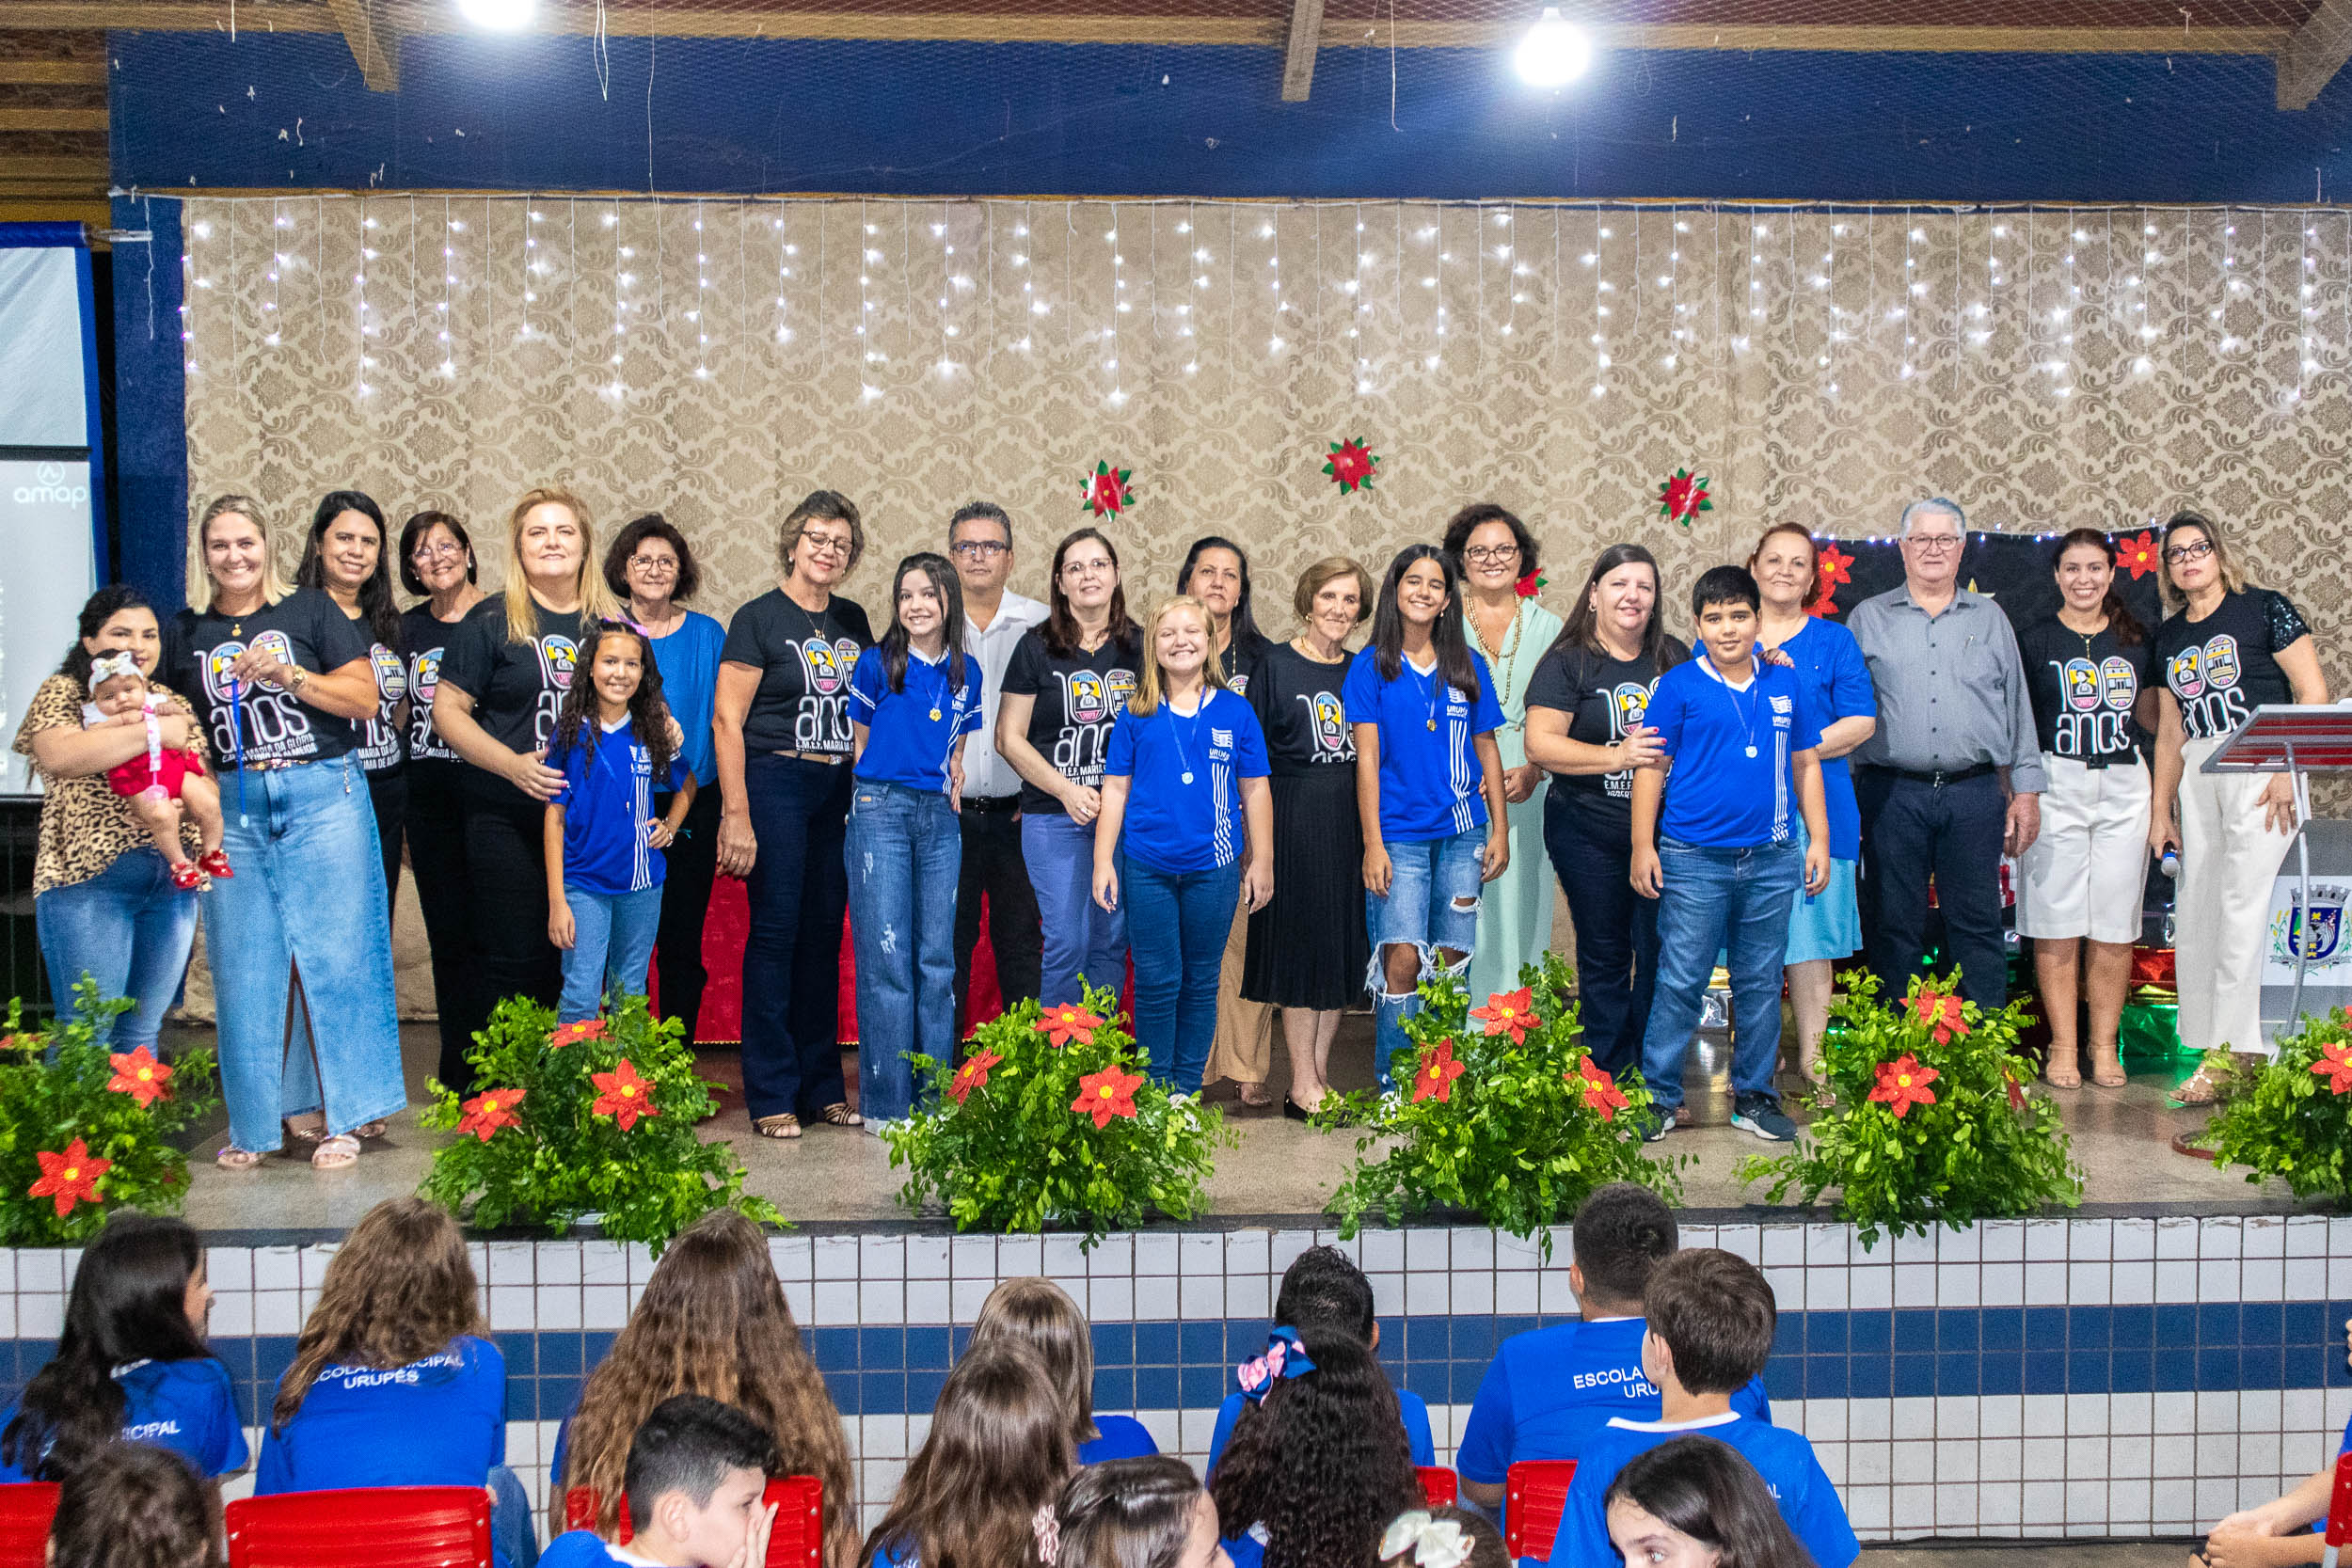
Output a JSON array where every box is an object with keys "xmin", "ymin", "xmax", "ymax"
[{"xmin": 1242, "ymin": 768, "xmax": 1369, "ymax": 1011}]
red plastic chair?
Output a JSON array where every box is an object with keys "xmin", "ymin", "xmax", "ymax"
[
  {"xmin": 1415, "ymin": 1466, "xmax": 1458, "ymax": 1507},
  {"xmin": 566, "ymin": 1476, "xmax": 822, "ymax": 1566},
  {"xmin": 2322, "ymin": 1449, "xmax": 2352, "ymax": 1568},
  {"xmin": 225, "ymin": 1486, "xmax": 491, "ymax": 1568},
  {"xmin": 0, "ymin": 1483, "xmax": 60, "ymax": 1568},
  {"xmin": 1502, "ymin": 1460, "xmax": 1578, "ymax": 1564}
]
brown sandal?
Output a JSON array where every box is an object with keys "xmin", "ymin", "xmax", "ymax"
[
  {"xmin": 2088, "ymin": 1049, "xmax": 2128, "ymax": 1088},
  {"xmin": 755, "ymin": 1114, "xmax": 803, "ymax": 1140},
  {"xmin": 1236, "ymin": 1081, "xmax": 1275, "ymax": 1108},
  {"xmin": 819, "ymin": 1102, "xmax": 864, "ymax": 1128}
]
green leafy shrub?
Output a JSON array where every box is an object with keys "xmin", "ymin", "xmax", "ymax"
[
  {"xmin": 0, "ymin": 979, "xmax": 219, "ymax": 1244},
  {"xmin": 1740, "ymin": 970, "xmax": 2083, "ymax": 1244},
  {"xmin": 2199, "ymin": 1007, "xmax": 2352, "ymax": 1202},
  {"xmin": 1325, "ymin": 955, "xmax": 1679, "ymax": 1253},
  {"xmin": 419, "ymin": 993, "xmax": 779, "ymax": 1249},
  {"xmin": 883, "ymin": 985, "xmax": 1232, "ymax": 1246}
]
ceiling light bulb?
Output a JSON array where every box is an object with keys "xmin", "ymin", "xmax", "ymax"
[
  {"xmin": 456, "ymin": 0, "xmax": 536, "ymax": 29},
  {"xmin": 1514, "ymin": 8, "xmax": 1591, "ymax": 87}
]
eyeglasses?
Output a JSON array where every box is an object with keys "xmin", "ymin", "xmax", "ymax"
[
  {"xmin": 1906, "ymin": 534, "xmax": 1963, "ymax": 555},
  {"xmin": 797, "ymin": 531, "xmax": 854, "ymax": 559},
  {"xmin": 1463, "ymin": 544, "xmax": 1521, "ymax": 565},
  {"xmin": 1063, "ymin": 559, "xmax": 1115, "ymax": 579},
  {"xmin": 628, "ymin": 555, "xmax": 679, "ymax": 574},
  {"xmin": 411, "ymin": 541, "xmax": 465, "ymax": 562},
  {"xmin": 952, "ymin": 540, "xmax": 1009, "ymax": 561},
  {"xmin": 2165, "ymin": 539, "xmax": 2216, "ymax": 565}
]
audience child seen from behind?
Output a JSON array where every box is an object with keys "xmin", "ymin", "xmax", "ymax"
[
  {"xmin": 970, "ymin": 1276, "xmax": 1158, "ymax": 1464},
  {"xmin": 860, "ymin": 1341, "xmax": 1075, "ymax": 1568},
  {"xmin": 1601, "ymin": 1435, "xmax": 1820, "ymax": 1568},
  {"xmin": 1456, "ymin": 1183, "xmax": 1769, "ymax": 1515},
  {"xmin": 1210, "ymin": 1325, "xmax": 1425, "ymax": 1568},
  {"xmin": 1206, "ymin": 1243, "xmax": 1435, "ymax": 1471},
  {"xmin": 1380, "ymin": 1508, "xmax": 1508, "ymax": 1568},
  {"xmin": 1057, "ymin": 1456, "xmax": 1231, "ymax": 1568},
  {"xmin": 46, "ymin": 1442, "xmax": 217, "ymax": 1568},
  {"xmin": 544, "ymin": 621, "xmax": 693, "ymax": 1023},
  {"xmin": 554, "ymin": 1209, "xmax": 857, "ymax": 1568},
  {"xmin": 0, "ymin": 1213, "xmax": 245, "ymax": 1487},
  {"xmin": 540, "ymin": 1395, "xmax": 778, "ymax": 1568},
  {"xmin": 1549, "ymin": 1249, "xmax": 1856, "ymax": 1568},
  {"xmin": 80, "ymin": 651, "xmax": 228, "ymax": 888},
  {"xmin": 2192, "ymin": 1314, "xmax": 2352, "ymax": 1568}
]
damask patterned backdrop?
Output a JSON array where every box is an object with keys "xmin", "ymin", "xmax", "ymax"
[{"xmin": 180, "ymin": 195, "xmax": 2352, "ymax": 689}]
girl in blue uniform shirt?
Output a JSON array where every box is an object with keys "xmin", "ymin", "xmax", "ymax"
[
  {"xmin": 0, "ymin": 1214, "xmax": 245, "ymax": 1488},
  {"xmin": 849, "ymin": 552, "xmax": 985, "ymax": 1128},
  {"xmin": 1092, "ymin": 596, "xmax": 1273, "ymax": 1092},
  {"xmin": 1343, "ymin": 546, "xmax": 1509, "ymax": 1087}
]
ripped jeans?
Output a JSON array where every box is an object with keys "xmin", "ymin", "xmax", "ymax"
[
  {"xmin": 1366, "ymin": 827, "xmax": 1486, "ymax": 1088},
  {"xmin": 847, "ymin": 781, "xmax": 962, "ymax": 1125}
]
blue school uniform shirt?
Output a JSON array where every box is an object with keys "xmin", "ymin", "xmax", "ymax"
[
  {"xmin": 1078, "ymin": 1415, "xmax": 1159, "ymax": 1464},
  {"xmin": 1766, "ymin": 618, "xmax": 1873, "ymax": 861},
  {"xmin": 0, "ymin": 1358, "xmax": 247, "ymax": 1482},
  {"xmin": 1454, "ymin": 1318, "xmax": 1772, "ymax": 1487},
  {"xmin": 1103, "ymin": 688, "xmax": 1269, "ymax": 874},
  {"xmin": 255, "ymin": 1336, "xmax": 505, "ymax": 1496},
  {"xmin": 850, "ymin": 645, "xmax": 985, "ymax": 794},
  {"xmin": 1645, "ymin": 656, "xmax": 1820, "ymax": 849},
  {"xmin": 551, "ymin": 721, "xmax": 691, "ymax": 896},
  {"xmin": 1342, "ymin": 647, "xmax": 1504, "ymax": 844},
  {"xmin": 648, "ymin": 610, "xmax": 727, "ymax": 789},
  {"xmin": 1204, "ymin": 1387, "xmax": 1436, "ymax": 1474},
  {"xmin": 538, "ymin": 1532, "xmax": 634, "ymax": 1568},
  {"xmin": 1550, "ymin": 1413, "xmax": 1858, "ymax": 1568}
]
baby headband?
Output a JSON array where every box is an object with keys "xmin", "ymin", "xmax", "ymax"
[
  {"xmin": 1235, "ymin": 1326, "xmax": 1315, "ymax": 1404},
  {"xmin": 88, "ymin": 652, "xmax": 140, "ymax": 685},
  {"xmin": 1379, "ymin": 1513, "xmax": 1471, "ymax": 1568}
]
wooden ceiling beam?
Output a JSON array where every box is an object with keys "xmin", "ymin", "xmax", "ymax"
[
  {"xmin": 1280, "ymin": 0, "xmax": 1326, "ymax": 99},
  {"xmin": 0, "ymin": 107, "xmax": 105, "ymax": 131},
  {"xmin": 324, "ymin": 0, "xmax": 402, "ymax": 89},
  {"xmin": 2277, "ymin": 0, "xmax": 2352, "ymax": 105}
]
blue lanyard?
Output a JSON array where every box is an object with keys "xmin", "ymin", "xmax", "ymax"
[{"xmin": 1164, "ymin": 693, "xmax": 1206, "ymax": 785}]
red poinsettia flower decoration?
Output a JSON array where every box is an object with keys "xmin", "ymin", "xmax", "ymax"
[
  {"xmin": 591, "ymin": 1059, "xmax": 660, "ymax": 1131},
  {"xmin": 1569, "ymin": 1056, "xmax": 1630, "ymax": 1122},
  {"xmin": 1412, "ymin": 1038, "xmax": 1468, "ymax": 1103},
  {"xmin": 457, "ymin": 1087, "xmax": 526, "ymax": 1142},
  {"xmin": 1815, "ymin": 541, "xmax": 1854, "ymax": 592},
  {"xmin": 1657, "ymin": 468, "xmax": 1713, "ymax": 526},
  {"xmin": 1072, "ymin": 1065, "xmax": 1144, "ymax": 1128},
  {"xmin": 949, "ymin": 1049, "xmax": 1004, "ymax": 1104},
  {"xmin": 549, "ymin": 1018, "xmax": 608, "ymax": 1050},
  {"xmin": 1912, "ymin": 989, "xmax": 1970, "ymax": 1045},
  {"xmin": 1515, "ymin": 570, "xmax": 1549, "ymax": 599},
  {"xmin": 2312, "ymin": 1040, "xmax": 2352, "ymax": 1095},
  {"xmin": 1324, "ymin": 438, "xmax": 1379, "ymax": 495},
  {"xmin": 1041, "ymin": 1004, "xmax": 1104, "ymax": 1048},
  {"xmin": 1470, "ymin": 987, "xmax": 1542, "ymax": 1045},
  {"xmin": 2116, "ymin": 530, "xmax": 2160, "ymax": 580},
  {"xmin": 1081, "ymin": 462, "xmax": 1134, "ymax": 519},
  {"xmin": 1867, "ymin": 1054, "xmax": 1941, "ymax": 1118},
  {"xmin": 106, "ymin": 1047, "xmax": 174, "ymax": 1109},
  {"xmin": 29, "ymin": 1138, "xmax": 108, "ymax": 1218}
]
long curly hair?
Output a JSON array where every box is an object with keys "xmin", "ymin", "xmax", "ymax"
[
  {"xmin": 859, "ymin": 1342, "xmax": 1073, "ymax": 1568},
  {"xmin": 549, "ymin": 621, "xmax": 676, "ymax": 785},
  {"xmin": 1209, "ymin": 1329, "xmax": 1423, "ymax": 1568},
  {"xmin": 271, "ymin": 1197, "xmax": 483, "ymax": 1433},
  {"xmin": 558, "ymin": 1211, "xmax": 857, "ymax": 1568}
]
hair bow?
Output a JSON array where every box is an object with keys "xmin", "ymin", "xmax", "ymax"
[
  {"xmin": 88, "ymin": 651, "xmax": 140, "ymax": 686},
  {"xmin": 1379, "ymin": 1513, "xmax": 1471, "ymax": 1568},
  {"xmin": 1235, "ymin": 1326, "xmax": 1315, "ymax": 1404},
  {"xmin": 1030, "ymin": 1502, "xmax": 1060, "ymax": 1567}
]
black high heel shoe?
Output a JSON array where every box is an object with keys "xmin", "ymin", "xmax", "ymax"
[{"xmin": 1282, "ymin": 1097, "xmax": 1314, "ymax": 1122}]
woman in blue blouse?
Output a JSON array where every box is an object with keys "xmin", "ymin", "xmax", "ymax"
[
  {"xmin": 605, "ymin": 514, "xmax": 728, "ymax": 1046},
  {"xmin": 849, "ymin": 552, "xmax": 985, "ymax": 1127},
  {"xmin": 1092, "ymin": 595, "xmax": 1273, "ymax": 1091},
  {"xmin": 1749, "ymin": 524, "xmax": 1878, "ymax": 1092}
]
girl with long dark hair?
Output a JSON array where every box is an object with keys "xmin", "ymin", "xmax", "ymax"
[
  {"xmin": 0, "ymin": 1215, "xmax": 243, "ymax": 1486},
  {"xmin": 296, "ymin": 490, "xmax": 409, "ymax": 911},
  {"xmin": 848, "ymin": 552, "xmax": 983, "ymax": 1126},
  {"xmin": 862, "ymin": 1342, "xmax": 1073, "ymax": 1568},
  {"xmin": 1602, "ymin": 1435, "xmax": 1818, "ymax": 1568},
  {"xmin": 46, "ymin": 1442, "xmax": 218, "ymax": 1568},
  {"xmin": 1343, "ymin": 546, "xmax": 1508, "ymax": 1086},
  {"xmin": 1058, "ymin": 1457, "xmax": 1226, "ymax": 1568}
]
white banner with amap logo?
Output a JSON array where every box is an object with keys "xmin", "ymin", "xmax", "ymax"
[{"xmin": 0, "ymin": 457, "xmax": 98, "ymax": 795}]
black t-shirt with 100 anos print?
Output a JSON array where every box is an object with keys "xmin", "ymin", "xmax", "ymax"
[
  {"xmin": 720, "ymin": 588, "xmax": 876, "ymax": 756},
  {"xmin": 437, "ymin": 598, "xmax": 590, "ymax": 757},
  {"xmin": 162, "ymin": 587, "xmax": 373, "ymax": 768},
  {"xmin": 1000, "ymin": 627, "xmax": 1140, "ymax": 815},
  {"xmin": 2017, "ymin": 618, "xmax": 2149, "ymax": 764},
  {"xmin": 2152, "ymin": 588, "xmax": 2311, "ymax": 742}
]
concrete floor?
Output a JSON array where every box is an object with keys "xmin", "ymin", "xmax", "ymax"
[{"xmin": 166, "ymin": 1012, "xmax": 2295, "ymax": 1237}]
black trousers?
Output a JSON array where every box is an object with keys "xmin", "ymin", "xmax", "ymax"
[
  {"xmin": 953, "ymin": 800, "xmax": 1043, "ymax": 1034},
  {"xmin": 1855, "ymin": 768, "xmax": 2010, "ymax": 1013},
  {"xmin": 1543, "ymin": 796, "xmax": 1660, "ymax": 1078},
  {"xmin": 365, "ymin": 767, "xmax": 406, "ymax": 918},
  {"xmin": 651, "ymin": 784, "xmax": 722, "ymax": 1044},
  {"xmin": 405, "ymin": 761, "xmax": 479, "ymax": 1092},
  {"xmin": 739, "ymin": 753, "xmax": 852, "ymax": 1123},
  {"xmin": 454, "ymin": 776, "xmax": 562, "ymax": 1089}
]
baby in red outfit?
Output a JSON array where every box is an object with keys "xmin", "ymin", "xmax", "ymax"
[{"xmin": 83, "ymin": 652, "xmax": 230, "ymax": 889}]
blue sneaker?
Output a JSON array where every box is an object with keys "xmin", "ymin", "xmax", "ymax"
[
  {"xmin": 1732, "ymin": 1091, "xmax": 1798, "ymax": 1142},
  {"xmin": 1642, "ymin": 1107, "xmax": 1675, "ymax": 1144}
]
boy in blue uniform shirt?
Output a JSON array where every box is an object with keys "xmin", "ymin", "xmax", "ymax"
[
  {"xmin": 1549, "ymin": 1249, "xmax": 1857, "ymax": 1568},
  {"xmin": 1629, "ymin": 566, "xmax": 1829, "ymax": 1145},
  {"xmin": 1456, "ymin": 1183, "xmax": 1770, "ymax": 1533},
  {"xmin": 541, "ymin": 1394, "xmax": 777, "ymax": 1568}
]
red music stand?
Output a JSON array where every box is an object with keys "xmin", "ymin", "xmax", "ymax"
[{"xmin": 2201, "ymin": 705, "xmax": 2352, "ymax": 1030}]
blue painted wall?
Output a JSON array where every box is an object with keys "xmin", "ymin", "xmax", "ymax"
[{"xmin": 107, "ymin": 194, "xmax": 186, "ymax": 613}]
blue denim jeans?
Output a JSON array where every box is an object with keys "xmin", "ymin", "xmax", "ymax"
[
  {"xmin": 557, "ymin": 882, "xmax": 665, "ymax": 1023},
  {"xmin": 1122, "ymin": 853, "xmax": 1242, "ymax": 1091},
  {"xmin": 35, "ymin": 847, "xmax": 199, "ymax": 1049},
  {"xmin": 846, "ymin": 782, "xmax": 962, "ymax": 1125},
  {"xmin": 1366, "ymin": 828, "xmax": 1486, "ymax": 1088},
  {"xmin": 201, "ymin": 756, "xmax": 407, "ymax": 1154},
  {"xmin": 488, "ymin": 1462, "xmax": 539, "ymax": 1567},
  {"xmin": 1024, "ymin": 810, "xmax": 1126, "ymax": 1007},
  {"xmin": 1636, "ymin": 838, "xmax": 1804, "ymax": 1113}
]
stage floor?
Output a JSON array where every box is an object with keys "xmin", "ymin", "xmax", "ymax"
[{"xmin": 155, "ymin": 1015, "xmax": 2306, "ymax": 1240}]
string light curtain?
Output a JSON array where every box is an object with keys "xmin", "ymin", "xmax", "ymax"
[{"xmin": 181, "ymin": 194, "xmax": 2351, "ymax": 678}]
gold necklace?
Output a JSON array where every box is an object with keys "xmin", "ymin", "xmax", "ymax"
[{"xmin": 1470, "ymin": 602, "xmax": 1527, "ymax": 728}]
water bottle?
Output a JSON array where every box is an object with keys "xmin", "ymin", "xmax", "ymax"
[{"xmin": 2161, "ymin": 848, "xmax": 2180, "ymax": 879}]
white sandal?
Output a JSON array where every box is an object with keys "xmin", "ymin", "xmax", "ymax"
[{"xmin": 310, "ymin": 1134, "xmax": 361, "ymax": 1171}]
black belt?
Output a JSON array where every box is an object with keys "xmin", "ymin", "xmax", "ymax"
[
  {"xmin": 962, "ymin": 793, "xmax": 1023, "ymax": 815},
  {"xmin": 1874, "ymin": 762, "xmax": 1996, "ymax": 788}
]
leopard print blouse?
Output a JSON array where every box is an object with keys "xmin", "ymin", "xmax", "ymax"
[{"xmin": 12, "ymin": 673, "xmax": 212, "ymax": 897}]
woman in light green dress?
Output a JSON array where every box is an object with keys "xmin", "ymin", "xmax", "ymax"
[{"xmin": 1446, "ymin": 503, "xmax": 1564, "ymax": 1006}]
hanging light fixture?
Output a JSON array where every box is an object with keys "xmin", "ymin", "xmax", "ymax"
[
  {"xmin": 1514, "ymin": 8, "xmax": 1592, "ymax": 87},
  {"xmin": 455, "ymin": 0, "xmax": 537, "ymax": 30}
]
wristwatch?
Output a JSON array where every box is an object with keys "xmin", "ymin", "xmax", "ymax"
[{"xmin": 288, "ymin": 666, "xmax": 310, "ymax": 695}]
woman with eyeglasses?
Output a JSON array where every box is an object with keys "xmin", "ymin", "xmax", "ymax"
[
  {"xmin": 1445, "ymin": 504, "xmax": 1563, "ymax": 1007},
  {"xmin": 605, "ymin": 515, "xmax": 727, "ymax": 1048},
  {"xmin": 2147, "ymin": 511, "xmax": 2328, "ymax": 1102},
  {"xmin": 712, "ymin": 490, "xmax": 873, "ymax": 1140}
]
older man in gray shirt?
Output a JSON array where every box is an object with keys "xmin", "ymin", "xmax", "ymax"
[{"xmin": 1848, "ymin": 498, "xmax": 2044, "ymax": 1013}]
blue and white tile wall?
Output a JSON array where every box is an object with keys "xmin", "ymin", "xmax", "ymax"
[{"xmin": 2, "ymin": 1213, "xmax": 2348, "ymax": 1543}]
